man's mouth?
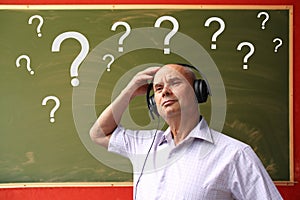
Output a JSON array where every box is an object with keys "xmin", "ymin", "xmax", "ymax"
[{"xmin": 162, "ymin": 99, "xmax": 177, "ymax": 106}]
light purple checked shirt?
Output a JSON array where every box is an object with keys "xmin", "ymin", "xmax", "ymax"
[{"xmin": 108, "ymin": 118, "xmax": 283, "ymax": 200}]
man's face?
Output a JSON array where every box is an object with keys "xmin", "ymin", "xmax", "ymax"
[{"xmin": 152, "ymin": 64, "xmax": 197, "ymax": 120}]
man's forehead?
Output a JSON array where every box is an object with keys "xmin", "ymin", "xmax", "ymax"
[
  {"xmin": 154, "ymin": 66, "xmax": 181, "ymax": 81},
  {"xmin": 153, "ymin": 64, "xmax": 191, "ymax": 83}
]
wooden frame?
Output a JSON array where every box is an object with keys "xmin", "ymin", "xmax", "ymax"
[{"xmin": 0, "ymin": 4, "xmax": 293, "ymax": 187}]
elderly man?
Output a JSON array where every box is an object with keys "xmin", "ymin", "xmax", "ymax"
[{"xmin": 90, "ymin": 64, "xmax": 282, "ymax": 200}]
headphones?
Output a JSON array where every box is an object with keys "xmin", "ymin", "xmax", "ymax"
[{"xmin": 146, "ymin": 64, "xmax": 211, "ymax": 120}]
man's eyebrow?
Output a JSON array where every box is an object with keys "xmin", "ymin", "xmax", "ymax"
[{"xmin": 153, "ymin": 82, "xmax": 163, "ymax": 88}]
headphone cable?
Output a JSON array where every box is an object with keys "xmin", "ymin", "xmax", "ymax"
[{"xmin": 134, "ymin": 116, "xmax": 160, "ymax": 200}]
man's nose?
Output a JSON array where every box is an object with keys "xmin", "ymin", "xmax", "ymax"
[{"xmin": 162, "ymin": 85, "xmax": 172, "ymax": 97}]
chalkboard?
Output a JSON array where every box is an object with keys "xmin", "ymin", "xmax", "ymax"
[{"xmin": 0, "ymin": 5, "xmax": 293, "ymax": 186}]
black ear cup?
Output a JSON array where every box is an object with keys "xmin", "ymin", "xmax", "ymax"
[
  {"xmin": 146, "ymin": 83, "xmax": 159, "ymax": 119},
  {"xmin": 194, "ymin": 79, "xmax": 209, "ymax": 103}
]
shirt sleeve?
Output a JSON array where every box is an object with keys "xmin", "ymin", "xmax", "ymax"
[
  {"xmin": 107, "ymin": 125, "xmax": 158, "ymax": 158},
  {"xmin": 107, "ymin": 125, "xmax": 130, "ymax": 158},
  {"xmin": 231, "ymin": 146, "xmax": 283, "ymax": 200}
]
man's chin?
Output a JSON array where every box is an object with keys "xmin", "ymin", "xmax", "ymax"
[{"xmin": 160, "ymin": 110, "xmax": 181, "ymax": 120}]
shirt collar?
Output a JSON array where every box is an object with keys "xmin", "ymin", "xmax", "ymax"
[
  {"xmin": 188, "ymin": 117, "xmax": 214, "ymax": 144},
  {"xmin": 158, "ymin": 117, "xmax": 214, "ymax": 146},
  {"xmin": 158, "ymin": 127, "xmax": 172, "ymax": 146}
]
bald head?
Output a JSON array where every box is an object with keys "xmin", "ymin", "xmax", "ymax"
[{"xmin": 155, "ymin": 64, "xmax": 196, "ymax": 86}]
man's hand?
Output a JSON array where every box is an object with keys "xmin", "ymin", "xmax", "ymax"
[{"xmin": 124, "ymin": 67, "xmax": 160, "ymax": 99}]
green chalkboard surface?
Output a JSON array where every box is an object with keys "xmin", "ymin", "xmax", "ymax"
[{"xmin": 0, "ymin": 5, "xmax": 292, "ymax": 185}]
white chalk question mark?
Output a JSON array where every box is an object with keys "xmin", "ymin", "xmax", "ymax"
[
  {"xmin": 257, "ymin": 11, "xmax": 269, "ymax": 30},
  {"xmin": 42, "ymin": 95, "xmax": 60, "ymax": 123},
  {"xmin": 236, "ymin": 41, "xmax": 255, "ymax": 70},
  {"xmin": 28, "ymin": 15, "xmax": 44, "ymax": 37},
  {"xmin": 103, "ymin": 54, "xmax": 115, "ymax": 72},
  {"xmin": 111, "ymin": 22, "xmax": 131, "ymax": 52},
  {"xmin": 16, "ymin": 55, "xmax": 34, "ymax": 75},
  {"xmin": 51, "ymin": 31, "xmax": 89, "ymax": 87},
  {"xmin": 204, "ymin": 17, "xmax": 225, "ymax": 50},
  {"xmin": 273, "ymin": 37, "xmax": 283, "ymax": 52},
  {"xmin": 154, "ymin": 16, "xmax": 179, "ymax": 54}
]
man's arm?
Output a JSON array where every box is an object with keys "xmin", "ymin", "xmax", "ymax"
[
  {"xmin": 89, "ymin": 67, "xmax": 160, "ymax": 148},
  {"xmin": 231, "ymin": 146, "xmax": 283, "ymax": 200}
]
